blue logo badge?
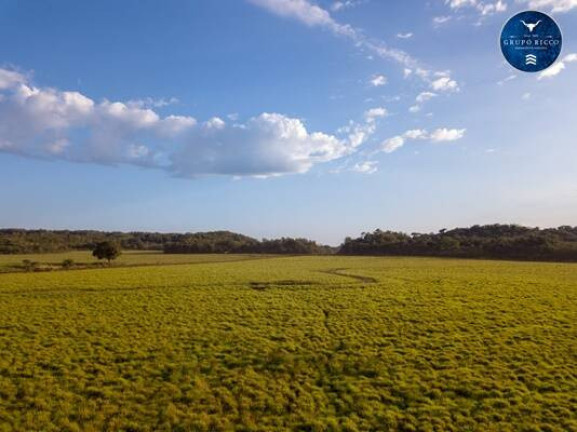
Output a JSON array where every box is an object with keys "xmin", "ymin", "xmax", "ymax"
[{"xmin": 500, "ymin": 11, "xmax": 562, "ymax": 73}]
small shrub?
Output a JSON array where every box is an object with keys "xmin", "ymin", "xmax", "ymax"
[
  {"xmin": 21, "ymin": 259, "xmax": 39, "ymax": 272},
  {"xmin": 61, "ymin": 259, "xmax": 75, "ymax": 270}
]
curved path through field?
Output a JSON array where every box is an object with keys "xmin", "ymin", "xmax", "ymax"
[{"xmin": 318, "ymin": 267, "xmax": 377, "ymax": 283}]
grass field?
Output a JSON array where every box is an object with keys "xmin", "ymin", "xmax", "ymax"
[
  {"xmin": 0, "ymin": 255, "xmax": 576, "ymax": 431},
  {"xmin": 0, "ymin": 251, "xmax": 264, "ymax": 273}
]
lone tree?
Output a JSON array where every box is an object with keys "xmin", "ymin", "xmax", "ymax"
[{"xmin": 92, "ymin": 241, "xmax": 121, "ymax": 264}]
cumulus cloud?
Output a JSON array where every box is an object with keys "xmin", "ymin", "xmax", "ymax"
[
  {"xmin": 203, "ymin": 117, "xmax": 227, "ymax": 130},
  {"xmin": 517, "ymin": 0, "xmax": 577, "ymax": 12},
  {"xmin": 431, "ymin": 76, "xmax": 460, "ymax": 93},
  {"xmin": 0, "ymin": 69, "xmax": 27, "ymax": 90},
  {"xmin": 381, "ymin": 127, "xmax": 466, "ymax": 153},
  {"xmin": 171, "ymin": 113, "xmax": 348, "ymax": 177},
  {"xmin": 0, "ymin": 67, "xmax": 362, "ymax": 178},
  {"xmin": 364, "ymin": 107, "xmax": 388, "ymax": 122},
  {"xmin": 429, "ymin": 128, "xmax": 466, "ymax": 142},
  {"xmin": 369, "ymin": 74, "xmax": 387, "ymax": 87},
  {"xmin": 538, "ymin": 53, "xmax": 577, "ymax": 80}
]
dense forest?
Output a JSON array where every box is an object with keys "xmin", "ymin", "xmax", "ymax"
[
  {"xmin": 162, "ymin": 232, "xmax": 334, "ymax": 255},
  {"xmin": 340, "ymin": 225, "xmax": 577, "ymax": 262},
  {"xmin": 0, "ymin": 229, "xmax": 179, "ymax": 254},
  {"xmin": 0, "ymin": 229, "xmax": 334, "ymax": 255},
  {"xmin": 1, "ymin": 225, "xmax": 577, "ymax": 261}
]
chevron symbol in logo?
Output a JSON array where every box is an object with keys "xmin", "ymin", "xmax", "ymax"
[{"xmin": 525, "ymin": 54, "xmax": 537, "ymax": 65}]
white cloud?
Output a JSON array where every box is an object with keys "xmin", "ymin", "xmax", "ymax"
[
  {"xmin": 381, "ymin": 127, "xmax": 466, "ymax": 153},
  {"xmin": 126, "ymin": 97, "xmax": 179, "ymax": 109},
  {"xmin": 444, "ymin": 0, "xmax": 507, "ymax": 16},
  {"xmin": 411, "ymin": 91, "xmax": 437, "ymax": 113},
  {"xmin": 416, "ymin": 92, "xmax": 437, "ymax": 104},
  {"xmin": 449, "ymin": 0, "xmax": 478, "ymax": 5},
  {"xmin": 480, "ymin": 1, "xmax": 507, "ymax": 14},
  {"xmin": 157, "ymin": 115, "xmax": 198, "ymax": 137},
  {"xmin": 0, "ymin": 69, "xmax": 26, "ymax": 90},
  {"xmin": 248, "ymin": 0, "xmax": 459, "ymax": 89},
  {"xmin": 433, "ymin": 16, "xmax": 452, "ymax": 25},
  {"xmin": 345, "ymin": 126, "xmax": 371, "ymax": 148},
  {"xmin": 431, "ymin": 76, "xmax": 459, "ymax": 92},
  {"xmin": 539, "ymin": 62, "xmax": 565, "ymax": 80},
  {"xmin": 517, "ymin": 0, "xmax": 577, "ymax": 12},
  {"xmin": 172, "ymin": 113, "xmax": 349, "ymax": 177},
  {"xmin": 0, "ymin": 67, "xmax": 357, "ymax": 178},
  {"xmin": 331, "ymin": 0, "xmax": 365, "ymax": 11},
  {"xmin": 522, "ymin": 92, "xmax": 531, "ymax": 100},
  {"xmin": 538, "ymin": 53, "xmax": 577, "ymax": 80},
  {"xmin": 248, "ymin": 0, "xmax": 356, "ymax": 37},
  {"xmin": 351, "ymin": 160, "xmax": 378, "ymax": 174},
  {"xmin": 404, "ymin": 129, "xmax": 428, "ymax": 140},
  {"xmin": 396, "ymin": 32, "xmax": 413, "ymax": 39},
  {"xmin": 204, "ymin": 117, "xmax": 226, "ymax": 130},
  {"xmin": 497, "ymin": 74, "xmax": 517, "ymax": 86},
  {"xmin": 382, "ymin": 136, "xmax": 405, "ymax": 153},
  {"xmin": 339, "ymin": 106, "xmax": 387, "ymax": 148},
  {"xmin": 446, "ymin": 0, "xmax": 477, "ymax": 8},
  {"xmin": 369, "ymin": 74, "xmax": 387, "ymax": 87},
  {"xmin": 364, "ymin": 107, "xmax": 388, "ymax": 122},
  {"xmin": 429, "ymin": 128, "xmax": 466, "ymax": 142}
]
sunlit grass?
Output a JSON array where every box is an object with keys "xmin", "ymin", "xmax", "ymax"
[
  {"xmin": 0, "ymin": 250, "xmax": 265, "ymax": 273},
  {"xmin": 0, "ymin": 256, "xmax": 576, "ymax": 431}
]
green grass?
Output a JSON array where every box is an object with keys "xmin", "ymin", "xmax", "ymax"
[
  {"xmin": 0, "ymin": 256, "xmax": 576, "ymax": 431},
  {"xmin": 0, "ymin": 250, "xmax": 265, "ymax": 273}
]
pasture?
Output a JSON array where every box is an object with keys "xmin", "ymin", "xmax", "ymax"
[
  {"xmin": 0, "ymin": 251, "xmax": 264, "ymax": 273},
  {"xmin": 0, "ymin": 255, "xmax": 576, "ymax": 431}
]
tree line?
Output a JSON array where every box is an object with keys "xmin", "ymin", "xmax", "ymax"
[
  {"xmin": 0, "ymin": 229, "xmax": 334, "ymax": 255},
  {"xmin": 0, "ymin": 229, "xmax": 179, "ymax": 254},
  {"xmin": 2, "ymin": 225, "xmax": 577, "ymax": 261},
  {"xmin": 339, "ymin": 225, "xmax": 577, "ymax": 262},
  {"xmin": 159, "ymin": 232, "xmax": 335, "ymax": 255}
]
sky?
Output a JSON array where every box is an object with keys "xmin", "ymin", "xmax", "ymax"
[{"xmin": 0, "ymin": 0, "xmax": 576, "ymax": 245}]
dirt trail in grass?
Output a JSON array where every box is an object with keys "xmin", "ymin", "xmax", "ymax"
[{"xmin": 318, "ymin": 268, "xmax": 378, "ymax": 284}]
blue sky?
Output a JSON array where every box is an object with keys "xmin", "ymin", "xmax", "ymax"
[{"xmin": 0, "ymin": 0, "xmax": 576, "ymax": 244}]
